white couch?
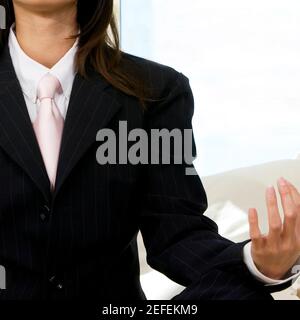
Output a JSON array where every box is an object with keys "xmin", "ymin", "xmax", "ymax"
[{"xmin": 138, "ymin": 158, "xmax": 300, "ymax": 300}]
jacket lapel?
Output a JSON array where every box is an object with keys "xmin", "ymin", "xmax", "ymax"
[
  {"xmin": 0, "ymin": 46, "xmax": 51, "ymax": 201},
  {"xmin": 53, "ymin": 71, "xmax": 122, "ymax": 198},
  {"xmin": 0, "ymin": 45, "xmax": 123, "ymax": 200}
]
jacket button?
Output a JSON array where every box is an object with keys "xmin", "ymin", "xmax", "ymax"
[
  {"xmin": 40, "ymin": 205, "xmax": 51, "ymax": 221},
  {"xmin": 49, "ymin": 275, "xmax": 64, "ymax": 290},
  {"xmin": 56, "ymin": 283, "xmax": 64, "ymax": 290}
]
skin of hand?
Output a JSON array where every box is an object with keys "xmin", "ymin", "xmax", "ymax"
[{"xmin": 248, "ymin": 177, "xmax": 300, "ymax": 280}]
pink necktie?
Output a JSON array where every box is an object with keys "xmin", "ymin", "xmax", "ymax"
[{"xmin": 33, "ymin": 74, "xmax": 64, "ymax": 190}]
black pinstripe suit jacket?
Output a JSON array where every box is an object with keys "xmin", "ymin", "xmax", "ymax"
[{"xmin": 0, "ymin": 45, "xmax": 285, "ymax": 300}]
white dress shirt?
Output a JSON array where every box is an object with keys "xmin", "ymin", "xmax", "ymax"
[
  {"xmin": 8, "ymin": 25, "xmax": 78, "ymax": 123},
  {"xmin": 7, "ymin": 26, "xmax": 300, "ymax": 288}
]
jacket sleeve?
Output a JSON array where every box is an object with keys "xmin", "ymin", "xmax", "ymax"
[{"xmin": 138, "ymin": 71, "xmax": 290, "ymax": 299}]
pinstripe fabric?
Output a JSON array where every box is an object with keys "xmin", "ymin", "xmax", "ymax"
[{"xmin": 0, "ymin": 45, "xmax": 285, "ymax": 300}]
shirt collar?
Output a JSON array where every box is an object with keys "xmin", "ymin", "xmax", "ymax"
[{"xmin": 8, "ymin": 24, "xmax": 78, "ymax": 103}]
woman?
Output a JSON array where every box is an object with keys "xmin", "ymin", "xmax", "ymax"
[{"xmin": 0, "ymin": 0, "xmax": 299, "ymax": 300}]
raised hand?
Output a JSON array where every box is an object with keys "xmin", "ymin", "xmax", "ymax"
[{"xmin": 248, "ymin": 177, "xmax": 300, "ymax": 279}]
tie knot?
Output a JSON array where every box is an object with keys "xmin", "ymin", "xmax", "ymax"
[{"xmin": 37, "ymin": 73, "xmax": 62, "ymax": 101}]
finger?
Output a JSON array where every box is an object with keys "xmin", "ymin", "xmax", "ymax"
[
  {"xmin": 285, "ymin": 180, "xmax": 300, "ymax": 235},
  {"xmin": 278, "ymin": 178, "xmax": 297, "ymax": 238},
  {"xmin": 266, "ymin": 186, "xmax": 282, "ymax": 241},
  {"xmin": 286, "ymin": 180, "xmax": 300, "ymax": 206},
  {"xmin": 248, "ymin": 208, "xmax": 262, "ymax": 246}
]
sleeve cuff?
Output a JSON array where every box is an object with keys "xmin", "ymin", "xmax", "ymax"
[{"xmin": 243, "ymin": 242, "xmax": 300, "ymax": 286}]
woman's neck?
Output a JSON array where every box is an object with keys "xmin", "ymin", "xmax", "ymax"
[{"xmin": 13, "ymin": 2, "xmax": 78, "ymax": 68}]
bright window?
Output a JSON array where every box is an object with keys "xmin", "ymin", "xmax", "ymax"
[{"xmin": 120, "ymin": 0, "xmax": 300, "ymax": 176}]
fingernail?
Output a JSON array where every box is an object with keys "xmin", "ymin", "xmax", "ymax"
[{"xmin": 278, "ymin": 177, "xmax": 287, "ymax": 187}]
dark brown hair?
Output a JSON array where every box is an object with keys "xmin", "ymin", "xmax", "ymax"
[{"xmin": 0, "ymin": 0, "xmax": 149, "ymax": 107}]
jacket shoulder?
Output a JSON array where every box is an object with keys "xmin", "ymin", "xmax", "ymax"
[
  {"xmin": 121, "ymin": 52, "xmax": 187, "ymax": 99},
  {"xmin": 121, "ymin": 52, "xmax": 180, "ymax": 79}
]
